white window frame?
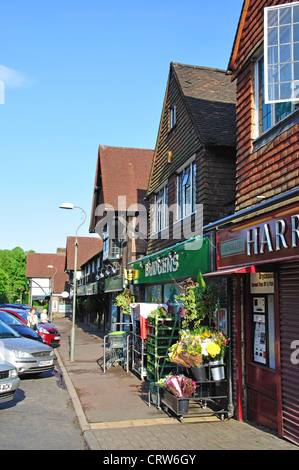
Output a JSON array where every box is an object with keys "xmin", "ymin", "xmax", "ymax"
[
  {"xmin": 254, "ymin": 53, "xmax": 295, "ymax": 138},
  {"xmin": 153, "ymin": 183, "xmax": 168, "ymax": 234},
  {"xmin": 264, "ymin": 2, "xmax": 299, "ymax": 104},
  {"xmin": 176, "ymin": 157, "xmax": 196, "ymax": 221},
  {"xmin": 170, "ymin": 105, "xmax": 176, "ymax": 129}
]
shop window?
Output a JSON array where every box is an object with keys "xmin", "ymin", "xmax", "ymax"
[
  {"xmin": 145, "ymin": 285, "xmax": 162, "ymax": 304},
  {"xmin": 264, "ymin": 2, "xmax": 299, "ymax": 103}
]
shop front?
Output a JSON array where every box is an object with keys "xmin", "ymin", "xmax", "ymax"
[
  {"xmin": 105, "ymin": 274, "xmax": 126, "ymax": 331},
  {"xmin": 215, "ymin": 200, "xmax": 299, "ymax": 445},
  {"xmin": 127, "ymin": 236, "xmax": 211, "ymax": 307}
]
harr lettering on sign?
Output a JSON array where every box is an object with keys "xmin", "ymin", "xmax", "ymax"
[
  {"xmin": 218, "ymin": 204, "xmax": 299, "ymax": 268},
  {"xmin": 247, "ymin": 215, "xmax": 299, "ymax": 256}
]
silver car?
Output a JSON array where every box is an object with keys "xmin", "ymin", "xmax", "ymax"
[
  {"xmin": 0, "ymin": 360, "xmax": 20, "ymax": 403},
  {"xmin": 0, "ymin": 320, "xmax": 56, "ymax": 375}
]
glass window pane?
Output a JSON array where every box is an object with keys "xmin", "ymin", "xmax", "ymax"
[
  {"xmin": 280, "ymin": 44, "xmax": 292, "ymax": 63},
  {"xmin": 279, "ymin": 6, "xmax": 291, "ymax": 26},
  {"xmin": 268, "ymin": 46, "xmax": 278, "ymax": 65},
  {"xmin": 294, "ymin": 5, "xmax": 299, "ymax": 24},
  {"xmin": 294, "ymin": 62, "xmax": 299, "ymax": 79},
  {"xmin": 280, "ymin": 25, "xmax": 291, "ymax": 45},
  {"xmin": 268, "ymin": 9, "xmax": 278, "ymax": 27},
  {"xmin": 268, "ymin": 27, "xmax": 278, "ymax": 45},
  {"xmin": 294, "ymin": 43, "xmax": 299, "ymax": 61},
  {"xmin": 293, "ymin": 23, "xmax": 299, "ymax": 42},
  {"xmin": 280, "ymin": 62, "xmax": 292, "ymax": 82},
  {"xmin": 280, "ymin": 81, "xmax": 292, "ymax": 100},
  {"xmin": 268, "ymin": 65, "xmax": 279, "ymax": 83},
  {"xmin": 268, "ymin": 82, "xmax": 279, "ymax": 101}
]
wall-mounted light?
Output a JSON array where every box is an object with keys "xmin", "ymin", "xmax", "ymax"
[{"xmin": 167, "ymin": 151, "xmax": 172, "ymax": 163}]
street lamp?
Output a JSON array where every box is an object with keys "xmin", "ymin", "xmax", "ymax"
[
  {"xmin": 59, "ymin": 202, "xmax": 87, "ymax": 362},
  {"xmin": 47, "ymin": 264, "xmax": 58, "ymax": 322}
]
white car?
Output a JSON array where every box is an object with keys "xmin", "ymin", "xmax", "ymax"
[
  {"xmin": 0, "ymin": 360, "xmax": 20, "ymax": 403},
  {"xmin": 0, "ymin": 320, "xmax": 57, "ymax": 376}
]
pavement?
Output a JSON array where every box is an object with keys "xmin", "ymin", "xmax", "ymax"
[{"xmin": 53, "ymin": 316, "xmax": 299, "ymax": 451}]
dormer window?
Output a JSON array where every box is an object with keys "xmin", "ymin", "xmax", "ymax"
[
  {"xmin": 170, "ymin": 105, "xmax": 176, "ymax": 129},
  {"xmin": 264, "ymin": 2, "xmax": 299, "ymax": 103}
]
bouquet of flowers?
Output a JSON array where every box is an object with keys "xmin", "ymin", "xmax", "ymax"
[
  {"xmin": 168, "ymin": 330, "xmax": 203, "ymax": 367},
  {"xmin": 158, "ymin": 374, "xmax": 196, "ymax": 398}
]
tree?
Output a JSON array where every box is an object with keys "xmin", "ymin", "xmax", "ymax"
[{"xmin": 0, "ymin": 247, "xmax": 33, "ymax": 304}]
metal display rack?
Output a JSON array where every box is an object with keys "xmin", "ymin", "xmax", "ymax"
[
  {"xmin": 146, "ymin": 315, "xmax": 180, "ymax": 382},
  {"xmin": 158, "ymin": 362, "xmax": 230, "ymax": 422},
  {"xmin": 131, "ymin": 332, "xmax": 147, "ymax": 379}
]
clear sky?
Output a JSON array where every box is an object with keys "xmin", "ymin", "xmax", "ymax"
[{"xmin": 0, "ymin": 0, "xmax": 243, "ymax": 254}]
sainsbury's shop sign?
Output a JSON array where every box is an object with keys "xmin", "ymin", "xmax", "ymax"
[{"xmin": 218, "ymin": 202, "xmax": 299, "ymax": 268}]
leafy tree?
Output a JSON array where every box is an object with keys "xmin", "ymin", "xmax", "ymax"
[{"xmin": 0, "ymin": 247, "xmax": 33, "ymax": 304}]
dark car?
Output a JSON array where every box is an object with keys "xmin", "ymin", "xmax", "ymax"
[
  {"xmin": 0, "ymin": 308, "xmax": 61, "ymax": 348},
  {"xmin": 0, "ymin": 309, "xmax": 45, "ymax": 343},
  {"xmin": 0, "ymin": 303, "xmax": 30, "ymax": 311}
]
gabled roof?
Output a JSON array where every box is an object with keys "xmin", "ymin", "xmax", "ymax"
[
  {"xmin": 172, "ymin": 62, "xmax": 236, "ymax": 147},
  {"xmin": 147, "ymin": 62, "xmax": 236, "ymax": 195},
  {"xmin": 26, "ymin": 252, "xmax": 69, "ymax": 293},
  {"xmin": 65, "ymin": 236, "xmax": 102, "ymax": 271},
  {"xmin": 89, "ymin": 146, "xmax": 154, "ymax": 232}
]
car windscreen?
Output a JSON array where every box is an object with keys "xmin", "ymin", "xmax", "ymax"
[
  {"xmin": 0, "ymin": 320, "xmax": 20, "ymax": 338},
  {"xmin": 0, "ymin": 310, "xmax": 23, "ymax": 326}
]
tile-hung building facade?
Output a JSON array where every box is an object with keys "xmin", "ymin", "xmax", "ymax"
[
  {"xmin": 204, "ymin": 0, "xmax": 299, "ymax": 446},
  {"xmin": 89, "ymin": 145, "xmax": 153, "ymax": 331},
  {"xmin": 128, "ymin": 62, "xmax": 236, "ymax": 318}
]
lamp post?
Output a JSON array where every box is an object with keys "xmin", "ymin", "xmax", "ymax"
[
  {"xmin": 47, "ymin": 264, "xmax": 58, "ymax": 322},
  {"xmin": 59, "ymin": 202, "xmax": 86, "ymax": 362}
]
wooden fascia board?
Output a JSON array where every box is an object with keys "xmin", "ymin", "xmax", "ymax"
[
  {"xmin": 228, "ymin": 0, "xmax": 250, "ymax": 74},
  {"xmin": 89, "ymin": 145, "xmax": 102, "ymax": 233},
  {"xmin": 146, "ymin": 69, "xmax": 171, "ymax": 198}
]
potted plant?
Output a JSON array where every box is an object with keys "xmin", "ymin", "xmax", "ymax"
[
  {"xmin": 174, "ymin": 274, "xmax": 221, "ymax": 329},
  {"xmin": 115, "ymin": 289, "xmax": 135, "ymax": 316}
]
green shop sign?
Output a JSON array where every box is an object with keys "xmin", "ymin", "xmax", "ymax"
[{"xmin": 128, "ymin": 236, "xmax": 210, "ymax": 285}]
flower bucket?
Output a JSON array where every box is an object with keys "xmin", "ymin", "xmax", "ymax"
[
  {"xmin": 210, "ymin": 360, "xmax": 225, "ymax": 381},
  {"xmin": 191, "ymin": 365, "xmax": 206, "ymax": 382},
  {"xmin": 160, "ymin": 389, "xmax": 190, "ymax": 415},
  {"xmin": 178, "ymin": 399, "xmax": 189, "ymax": 414}
]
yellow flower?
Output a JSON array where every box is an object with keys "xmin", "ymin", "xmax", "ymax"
[{"xmin": 206, "ymin": 342, "xmax": 221, "ymax": 358}]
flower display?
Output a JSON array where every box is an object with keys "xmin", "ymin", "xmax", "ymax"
[
  {"xmin": 168, "ymin": 327, "xmax": 229, "ymax": 366},
  {"xmin": 158, "ymin": 374, "xmax": 196, "ymax": 398},
  {"xmin": 168, "ymin": 330, "xmax": 203, "ymax": 367}
]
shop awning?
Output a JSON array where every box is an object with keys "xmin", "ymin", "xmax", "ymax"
[{"xmin": 203, "ymin": 266, "xmax": 256, "ymax": 277}]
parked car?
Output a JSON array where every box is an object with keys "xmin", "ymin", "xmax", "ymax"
[
  {"xmin": 0, "ymin": 320, "xmax": 57, "ymax": 376},
  {"xmin": 0, "ymin": 309, "xmax": 45, "ymax": 343},
  {"xmin": 0, "ymin": 360, "xmax": 20, "ymax": 404},
  {"xmin": 0, "ymin": 303, "xmax": 30, "ymax": 311},
  {"xmin": 0, "ymin": 308, "xmax": 61, "ymax": 348}
]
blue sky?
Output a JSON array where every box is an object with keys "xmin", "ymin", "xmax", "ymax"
[{"xmin": 0, "ymin": 0, "xmax": 243, "ymax": 254}]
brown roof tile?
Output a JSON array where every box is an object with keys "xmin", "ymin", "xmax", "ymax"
[
  {"xmin": 90, "ymin": 146, "xmax": 154, "ymax": 231},
  {"xmin": 65, "ymin": 236, "xmax": 102, "ymax": 270},
  {"xmin": 26, "ymin": 252, "xmax": 69, "ymax": 293}
]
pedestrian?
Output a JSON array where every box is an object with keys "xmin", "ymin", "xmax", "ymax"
[
  {"xmin": 27, "ymin": 307, "xmax": 39, "ymax": 330},
  {"xmin": 40, "ymin": 309, "xmax": 49, "ymax": 323}
]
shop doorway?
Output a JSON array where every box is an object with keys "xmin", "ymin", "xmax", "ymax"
[{"xmin": 245, "ymin": 273, "xmax": 279, "ymax": 430}]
